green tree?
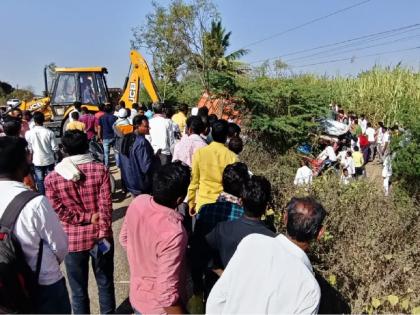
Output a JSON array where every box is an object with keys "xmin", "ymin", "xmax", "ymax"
[{"xmin": 131, "ymin": 0, "xmax": 218, "ymax": 99}]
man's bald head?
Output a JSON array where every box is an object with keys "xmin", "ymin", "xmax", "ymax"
[{"xmin": 285, "ymin": 197, "xmax": 326, "ymax": 242}]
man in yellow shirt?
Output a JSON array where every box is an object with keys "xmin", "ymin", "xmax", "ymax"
[
  {"xmin": 188, "ymin": 119, "xmax": 238, "ymax": 214},
  {"xmin": 172, "ymin": 103, "xmax": 188, "ymax": 135},
  {"xmin": 352, "ymin": 146, "xmax": 364, "ymax": 177},
  {"xmin": 66, "ymin": 112, "xmax": 85, "ymax": 132}
]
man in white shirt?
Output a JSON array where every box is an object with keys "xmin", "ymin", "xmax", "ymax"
[
  {"xmin": 206, "ymin": 196, "xmax": 326, "ymax": 314},
  {"xmin": 336, "ymin": 146, "xmax": 348, "ymax": 165},
  {"xmin": 376, "ymin": 121, "xmax": 385, "ymax": 162},
  {"xmin": 365, "ymin": 122, "xmax": 376, "ymax": 161},
  {"xmin": 318, "ymin": 144, "xmax": 337, "ymax": 162},
  {"xmin": 0, "ymin": 136, "xmax": 70, "ymax": 313},
  {"xmin": 360, "ymin": 115, "xmax": 368, "ymax": 134},
  {"xmin": 25, "ymin": 112, "xmax": 58, "ymax": 194},
  {"xmin": 343, "ymin": 151, "xmax": 355, "ymax": 176},
  {"xmin": 379, "ymin": 127, "xmax": 391, "ymax": 163},
  {"xmin": 382, "ymin": 154, "xmax": 392, "ymax": 196},
  {"xmin": 148, "ymin": 102, "xmax": 175, "ymax": 166},
  {"xmin": 294, "ymin": 159, "xmax": 313, "ymax": 186}
]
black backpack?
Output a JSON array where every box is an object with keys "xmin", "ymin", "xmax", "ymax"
[{"xmin": 0, "ymin": 191, "xmax": 43, "ymax": 313}]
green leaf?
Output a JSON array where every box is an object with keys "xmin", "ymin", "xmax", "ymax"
[
  {"xmin": 412, "ymin": 306, "xmax": 420, "ymax": 315},
  {"xmin": 372, "ymin": 297, "xmax": 381, "ymax": 309},
  {"xmin": 388, "ymin": 295, "xmax": 399, "ymax": 307},
  {"xmin": 328, "ymin": 274, "xmax": 336, "ymax": 286},
  {"xmin": 384, "ymin": 254, "xmax": 393, "ymax": 260},
  {"xmin": 401, "ymin": 299, "xmax": 410, "ymax": 311}
]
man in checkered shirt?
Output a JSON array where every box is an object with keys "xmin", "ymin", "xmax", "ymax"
[{"xmin": 45, "ymin": 130, "xmax": 115, "ymax": 314}]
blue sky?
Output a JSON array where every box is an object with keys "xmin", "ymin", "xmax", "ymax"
[{"xmin": 1, "ymin": 0, "xmax": 419, "ymax": 94}]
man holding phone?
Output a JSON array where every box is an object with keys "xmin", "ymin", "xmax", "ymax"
[{"xmin": 45, "ymin": 130, "xmax": 115, "ymax": 314}]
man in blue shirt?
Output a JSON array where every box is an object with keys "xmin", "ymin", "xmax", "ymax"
[
  {"xmin": 119, "ymin": 115, "xmax": 156, "ymax": 197},
  {"xmin": 206, "ymin": 176, "xmax": 276, "ymax": 269},
  {"xmin": 98, "ymin": 104, "xmax": 117, "ymax": 168},
  {"xmin": 191, "ymin": 162, "xmax": 250, "ymax": 299}
]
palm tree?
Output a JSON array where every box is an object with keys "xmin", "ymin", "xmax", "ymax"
[
  {"xmin": 191, "ymin": 20, "xmax": 248, "ymax": 92},
  {"xmin": 203, "ymin": 20, "xmax": 248, "ymax": 73}
]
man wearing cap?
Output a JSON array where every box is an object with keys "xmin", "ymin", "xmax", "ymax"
[{"xmin": 113, "ymin": 108, "xmax": 133, "ymax": 168}]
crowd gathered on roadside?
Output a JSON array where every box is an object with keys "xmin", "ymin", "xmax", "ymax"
[
  {"xmin": 294, "ymin": 101, "xmax": 397, "ymax": 196},
  {"xmin": 1, "ymin": 100, "xmax": 330, "ymax": 314}
]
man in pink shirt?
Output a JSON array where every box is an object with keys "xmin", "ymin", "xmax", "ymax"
[
  {"xmin": 120, "ymin": 161, "xmax": 191, "ymax": 314},
  {"xmin": 172, "ymin": 116, "xmax": 207, "ymax": 167}
]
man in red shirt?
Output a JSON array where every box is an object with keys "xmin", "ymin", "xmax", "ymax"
[
  {"xmin": 45, "ymin": 130, "xmax": 115, "ymax": 314},
  {"xmin": 358, "ymin": 132, "xmax": 369, "ymax": 165}
]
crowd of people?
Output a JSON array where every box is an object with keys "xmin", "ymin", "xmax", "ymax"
[
  {"xmin": 294, "ymin": 102, "xmax": 396, "ymax": 196},
  {"xmin": 0, "ymin": 101, "xmax": 329, "ymax": 314}
]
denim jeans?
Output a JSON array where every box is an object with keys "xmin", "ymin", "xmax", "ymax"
[
  {"xmin": 102, "ymin": 138, "xmax": 115, "ymax": 168},
  {"xmin": 33, "ymin": 164, "xmax": 55, "ymax": 195},
  {"xmin": 36, "ymin": 278, "xmax": 71, "ymax": 314},
  {"xmin": 64, "ymin": 242, "xmax": 116, "ymax": 314}
]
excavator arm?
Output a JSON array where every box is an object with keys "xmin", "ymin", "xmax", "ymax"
[{"xmin": 120, "ymin": 50, "xmax": 160, "ymax": 108}]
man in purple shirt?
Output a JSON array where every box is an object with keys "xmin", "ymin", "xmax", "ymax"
[
  {"xmin": 79, "ymin": 106, "xmax": 97, "ymax": 141},
  {"xmin": 120, "ymin": 161, "xmax": 191, "ymax": 314}
]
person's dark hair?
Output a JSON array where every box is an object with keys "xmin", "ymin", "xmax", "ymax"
[
  {"xmin": 71, "ymin": 111, "xmax": 79, "ymax": 120},
  {"xmin": 211, "ymin": 119, "xmax": 229, "ymax": 143},
  {"xmin": 119, "ymin": 100, "xmax": 126, "ymax": 108},
  {"xmin": 104, "ymin": 103, "xmax": 114, "ymax": 113},
  {"xmin": 354, "ymin": 118, "xmax": 358, "ymax": 124},
  {"xmin": 227, "ymin": 123, "xmax": 241, "ymax": 138},
  {"xmin": 152, "ymin": 102, "xmax": 164, "ymax": 114},
  {"xmin": 81, "ymin": 106, "xmax": 89, "ymax": 114},
  {"xmin": 228, "ymin": 136, "xmax": 243, "ymax": 154},
  {"xmin": 0, "ymin": 136, "xmax": 28, "ymax": 176},
  {"xmin": 133, "ymin": 115, "xmax": 148, "ymax": 127},
  {"xmin": 132, "ymin": 103, "xmax": 139, "ymax": 110},
  {"xmin": 178, "ymin": 103, "xmax": 188, "ymax": 114},
  {"xmin": 222, "ymin": 162, "xmax": 250, "ymax": 197},
  {"xmin": 353, "ymin": 145, "xmax": 359, "ymax": 152},
  {"xmin": 73, "ymin": 101, "xmax": 82, "ymax": 111},
  {"xmin": 153, "ymin": 161, "xmax": 191, "ymax": 208},
  {"xmin": 33, "ymin": 111, "xmax": 45, "ymax": 125},
  {"xmin": 186, "ymin": 116, "xmax": 205, "ymax": 135},
  {"xmin": 242, "ymin": 176, "xmax": 272, "ymax": 218},
  {"xmin": 2, "ymin": 117, "xmax": 21, "ymax": 137},
  {"xmin": 208, "ymin": 114, "xmax": 218, "ymax": 127},
  {"xmin": 367, "ymin": 122, "xmax": 372, "ymax": 128},
  {"xmin": 197, "ymin": 106, "xmax": 209, "ymax": 118},
  {"xmin": 378, "ymin": 121, "xmax": 384, "ymax": 128},
  {"xmin": 285, "ymin": 197, "xmax": 326, "ymax": 242},
  {"xmin": 126, "ymin": 108, "xmax": 131, "ymax": 118},
  {"xmin": 22, "ymin": 110, "xmax": 32, "ymax": 121},
  {"xmin": 98, "ymin": 103, "xmax": 105, "ymax": 112},
  {"xmin": 347, "ymin": 151, "xmax": 352, "ymax": 157},
  {"xmin": 163, "ymin": 105, "xmax": 174, "ymax": 119},
  {"xmin": 61, "ymin": 130, "xmax": 89, "ymax": 156}
]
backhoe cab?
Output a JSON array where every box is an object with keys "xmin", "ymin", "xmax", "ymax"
[{"xmin": 20, "ymin": 50, "xmax": 160, "ymax": 136}]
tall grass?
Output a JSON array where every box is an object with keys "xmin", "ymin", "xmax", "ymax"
[{"xmin": 328, "ymin": 66, "xmax": 420, "ymax": 126}]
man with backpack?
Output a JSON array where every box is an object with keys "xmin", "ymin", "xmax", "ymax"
[{"xmin": 0, "ymin": 136, "xmax": 70, "ymax": 314}]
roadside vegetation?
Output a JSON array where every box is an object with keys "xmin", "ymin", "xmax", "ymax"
[{"xmin": 133, "ymin": 1, "xmax": 419, "ymax": 313}]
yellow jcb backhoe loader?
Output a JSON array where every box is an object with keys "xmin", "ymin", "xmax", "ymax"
[{"xmin": 19, "ymin": 50, "xmax": 160, "ymax": 136}]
